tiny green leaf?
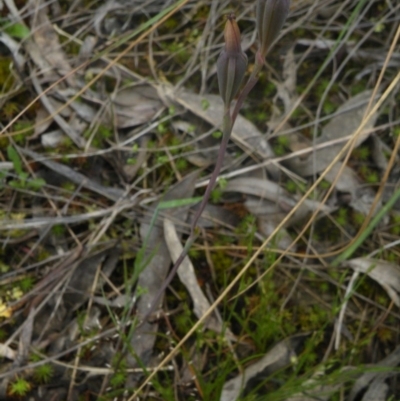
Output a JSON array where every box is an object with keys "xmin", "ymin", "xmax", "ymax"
[
  {"xmin": 201, "ymin": 99, "xmax": 210, "ymax": 110},
  {"xmin": 7, "ymin": 145, "xmax": 23, "ymax": 175},
  {"xmin": 5, "ymin": 23, "xmax": 31, "ymax": 39}
]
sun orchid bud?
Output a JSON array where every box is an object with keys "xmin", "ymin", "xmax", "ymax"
[
  {"xmin": 256, "ymin": 0, "xmax": 290, "ymax": 57},
  {"xmin": 217, "ymin": 13, "xmax": 248, "ymax": 106}
]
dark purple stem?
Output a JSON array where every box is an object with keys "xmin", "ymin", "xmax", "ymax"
[
  {"xmin": 231, "ymin": 51, "xmax": 264, "ymax": 124},
  {"xmin": 141, "ymin": 107, "xmax": 232, "ymax": 322},
  {"xmin": 189, "ymin": 108, "xmax": 232, "ymax": 235}
]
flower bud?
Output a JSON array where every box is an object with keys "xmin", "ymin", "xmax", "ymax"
[
  {"xmin": 256, "ymin": 0, "xmax": 290, "ymax": 57},
  {"xmin": 217, "ymin": 14, "xmax": 248, "ymax": 105}
]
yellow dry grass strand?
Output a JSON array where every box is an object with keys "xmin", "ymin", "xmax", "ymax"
[
  {"xmin": 129, "ymin": 44, "xmax": 400, "ymax": 401},
  {"xmin": 0, "ymin": 0, "xmax": 190, "ymax": 139}
]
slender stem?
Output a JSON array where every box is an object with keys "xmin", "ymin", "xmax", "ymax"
[
  {"xmin": 142, "ymin": 106, "xmax": 233, "ymax": 321},
  {"xmin": 189, "ymin": 107, "xmax": 232, "ymax": 235},
  {"xmin": 231, "ymin": 51, "xmax": 264, "ymax": 124}
]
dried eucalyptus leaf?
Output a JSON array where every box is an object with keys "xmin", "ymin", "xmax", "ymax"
[
  {"xmin": 348, "ymin": 345, "xmax": 400, "ymax": 401},
  {"xmin": 345, "ymin": 257, "xmax": 400, "ymax": 306},
  {"xmin": 220, "ymin": 334, "xmax": 308, "ymax": 401},
  {"xmin": 164, "ymin": 218, "xmax": 231, "ymax": 335},
  {"xmin": 287, "ymin": 91, "xmax": 379, "ymax": 176},
  {"xmin": 170, "ymin": 90, "xmax": 280, "ymax": 179},
  {"xmin": 110, "ymin": 84, "xmax": 164, "ymax": 128}
]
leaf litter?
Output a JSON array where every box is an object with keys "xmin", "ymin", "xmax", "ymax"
[
  {"xmin": 0, "ymin": 0, "xmax": 399, "ymax": 400},
  {"xmin": 125, "ymin": 172, "xmax": 200, "ymax": 386}
]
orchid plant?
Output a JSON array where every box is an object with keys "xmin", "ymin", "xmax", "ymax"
[{"xmin": 145, "ymin": 0, "xmax": 290, "ymax": 319}]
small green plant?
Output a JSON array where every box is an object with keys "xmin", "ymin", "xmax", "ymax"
[
  {"xmin": 359, "ymin": 165, "xmax": 379, "ymax": 184},
  {"xmin": 336, "ymin": 207, "xmax": 348, "ymax": 226},
  {"xmin": 7, "ymin": 145, "xmax": 45, "ymax": 191},
  {"xmin": 51, "ymin": 224, "xmax": 67, "ymax": 237},
  {"xmin": 33, "ymin": 363, "xmax": 54, "ymax": 384},
  {"xmin": 212, "ymin": 130, "xmax": 223, "ymax": 139},
  {"xmin": 353, "ymin": 145, "xmax": 370, "ymax": 160},
  {"xmin": 18, "ymin": 276, "xmax": 34, "ymax": 292},
  {"xmin": 83, "ymin": 125, "xmax": 112, "ymax": 148},
  {"xmin": 175, "ymin": 158, "xmax": 188, "ymax": 171},
  {"xmin": 390, "ymin": 214, "xmax": 400, "ymax": 235},
  {"xmin": 365, "ymin": 170, "xmax": 379, "ymax": 184},
  {"xmin": 110, "ymin": 356, "xmax": 128, "ymax": 389},
  {"xmin": 319, "ymin": 179, "xmax": 331, "ymax": 190},
  {"xmin": 211, "ymin": 177, "xmax": 227, "ymax": 202},
  {"xmin": 201, "ymin": 98, "xmax": 210, "ymax": 110},
  {"xmin": 9, "ymin": 377, "xmax": 31, "ymax": 397},
  {"xmin": 156, "ymin": 154, "xmax": 169, "ymax": 164},
  {"xmin": 273, "ymin": 133, "xmax": 290, "ymax": 155},
  {"xmin": 285, "ymin": 180, "xmax": 297, "ymax": 193},
  {"xmin": 110, "ymin": 371, "xmax": 127, "ymax": 388},
  {"xmin": 0, "ymin": 328, "xmax": 7, "ymax": 341},
  {"xmin": 12, "ymin": 121, "xmax": 34, "ymax": 144},
  {"xmin": 157, "ymin": 121, "xmax": 168, "ymax": 134},
  {"xmin": 277, "ymin": 135, "xmax": 289, "ymax": 147}
]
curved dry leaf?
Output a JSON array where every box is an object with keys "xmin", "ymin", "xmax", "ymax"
[
  {"xmin": 324, "ymin": 162, "xmax": 382, "ymax": 217},
  {"xmin": 286, "ymin": 90, "xmax": 379, "ymax": 176},
  {"xmin": 64, "ymin": 247, "xmax": 119, "ymax": 312},
  {"xmin": 28, "ymin": 3, "xmax": 73, "ymax": 80},
  {"xmin": 284, "ymin": 366, "xmax": 355, "ymax": 401},
  {"xmin": 110, "ymin": 84, "xmax": 164, "ymax": 128},
  {"xmin": 220, "ymin": 334, "xmax": 308, "ymax": 401},
  {"xmin": 18, "ymin": 147, "xmax": 125, "ymax": 201},
  {"xmin": 348, "ymin": 345, "xmax": 400, "ymax": 401},
  {"xmin": 164, "ymin": 217, "xmax": 211, "ymax": 320},
  {"xmin": 78, "ymin": 35, "xmax": 98, "ymax": 63},
  {"xmin": 272, "ymin": 46, "xmax": 298, "ymax": 115},
  {"xmin": 225, "ymin": 177, "xmax": 331, "ymax": 224},
  {"xmin": 34, "ymin": 106, "xmax": 53, "ymax": 138},
  {"xmin": 324, "ymin": 162, "xmax": 361, "ymax": 197},
  {"xmin": 41, "ymin": 130, "xmax": 68, "ymax": 148},
  {"xmin": 255, "ymin": 215, "xmax": 294, "ymax": 250},
  {"xmin": 169, "ymin": 89, "xmax": 280, "ymax": 179},
  {"xmin": 244, "ymin": 195, "xmax": 293, "ymax": 249},
  {"xmin": 345, "ymin": 257, "xmax": 400, "ymax": 306},
  {"xmin": 93, "ymin": 0, "xmax": 139, "ymax": 36},
  {"xmin": 31, "ymin": 75, "xmax": 86, "ymax": 148},
  {"xmin": 188, "ymin": 203, "xmax": 240, "ymax": 229},
  {"xmin": 360, "ymin": 381, "xmax": 388, "ymax": 401},
  {"xmin": 371, "ymin": 134, "xmax": 390, "ymax": 171},
  {"xmin": 226, "ymin": 177, "xmax": 286, "ymax": 202},
  {"xmin": 0, "ymin": 344, "xmax": 16, "ymax": 361},
  {"xmin": 224, "ymin": 177, "xmax": 331, "ymax": 250},
  {"xmin": 164, "ymin": 218, "xmax": 234, "ymax": 337}
]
